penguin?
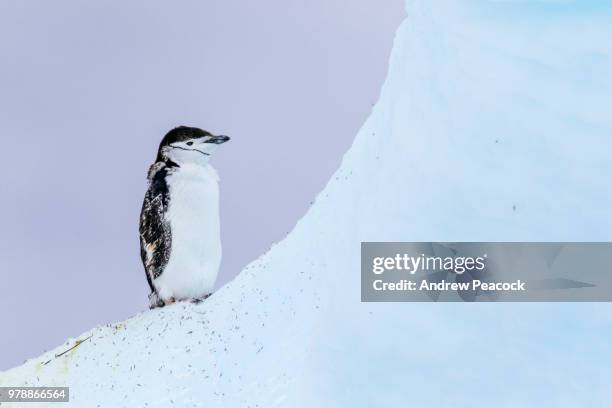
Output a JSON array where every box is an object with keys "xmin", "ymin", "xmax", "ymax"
[{"xmin": 139, "ymin": 126, "xmax": 230, "ymax": 308}]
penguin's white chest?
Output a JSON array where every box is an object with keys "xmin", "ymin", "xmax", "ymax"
[{"xmin": 154, "ymin": 163, "xmax": 221, "ymax": 300}]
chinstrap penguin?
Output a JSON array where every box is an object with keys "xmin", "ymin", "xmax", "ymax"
[{"xmin": 139, "ymin": 126, "xmax": 230, "ymax": 308}]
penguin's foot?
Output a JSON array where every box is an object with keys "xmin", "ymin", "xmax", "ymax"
[
  {"xmin": 190, "ymin": 293, "xmax": 213, "ymax": 304},
  {"xmin": 163, "ymin": 297, "xmax": 176, "ymax": 306}
]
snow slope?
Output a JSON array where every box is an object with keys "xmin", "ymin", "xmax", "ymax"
[{"xmin": 2, "ymin": 1, "xmax": 612, "ymax": 406}]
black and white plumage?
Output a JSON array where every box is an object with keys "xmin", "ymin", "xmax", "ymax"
[{"xmin": 139, "ymin": 126, "xmax": 230, "ymax": 308}]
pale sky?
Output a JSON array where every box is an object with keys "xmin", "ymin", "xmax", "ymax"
[{"xmin": 0, "ymin": 0, "xmax": 404, "ymax": 370}]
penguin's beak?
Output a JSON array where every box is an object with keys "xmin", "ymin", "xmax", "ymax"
[{"xmin": 207, "ymin": 135, "xmax": 230, "ymax": 144}]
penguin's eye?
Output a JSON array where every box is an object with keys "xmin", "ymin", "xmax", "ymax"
[{"xmin": 186, "ymin": 141, "xmax": 194, "ymax": 146}]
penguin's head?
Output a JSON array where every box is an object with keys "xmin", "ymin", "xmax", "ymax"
[{"xmin": 156, "ymin": 126, "xmax": 230, "ymax": 165}]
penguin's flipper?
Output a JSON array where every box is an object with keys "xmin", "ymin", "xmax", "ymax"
[
  {"xmin": 148, "ymin": 291, "xmax": 165, "ymax": 309},
  {"xmin": 139, "ymin": 164, "xmax": 173, "ymax": 298}
]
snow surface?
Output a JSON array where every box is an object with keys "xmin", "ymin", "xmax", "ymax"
[{"xmin": 2, "ymin": 1, "xmax": 612, "ymax": 406}]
